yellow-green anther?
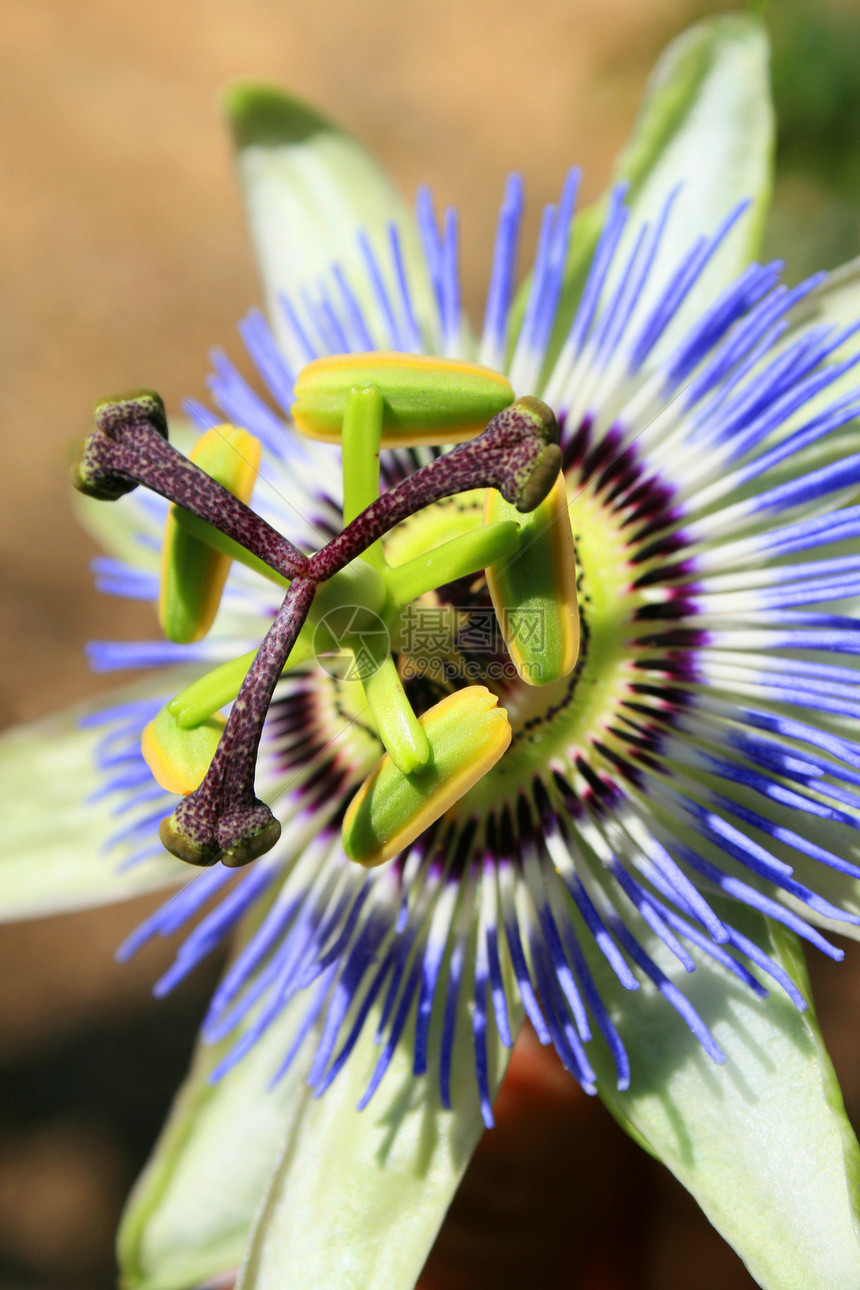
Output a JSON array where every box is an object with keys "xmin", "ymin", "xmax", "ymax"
[
  {"xmin": 342, "ymin": 384, "xmax": 385, "ymax": 571},
  {"xmin": 484, "ymin": 471, "xmax": 580, "ymax": 686},
  {"xmin": 361, "ymin": 651, "xmax": 430, "ymax": 774},
  {"xmin": 386, "ymin": 521, "xmax": 521, "ymax": 606},
  {"xmin": 141, "ymin": 705, "xmax": 226, "ymax": 796},
  {"xmin": 291, "ymin": 352, "xmax": 515, "ymax": 447},
  {"xmin": 159, "ymin": 426, "xmax": 262, "ymax": 643},
  {"xmin": 342, "ymin": 686, "xmax": 511, "ymax": 867}
]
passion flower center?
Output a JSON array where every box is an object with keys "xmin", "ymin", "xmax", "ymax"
[{"xmin": 74, "ymin": 376, "xmax": 570, "ymax": 868}]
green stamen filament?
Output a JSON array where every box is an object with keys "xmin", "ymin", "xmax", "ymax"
[
  {"xmin": 168, "ymin": 632, "xmax": 317, "ymax": 729},
  {"xmin": 360, "ymin": 650, "xmax": 430, "ymax": 773},
  {"xmin": 341, "ymin": 385, "xmax": 385, "ymax": 571},
  {"xmin": 386, "ymin": 520, "xmax": 521, "ymax": 606}
]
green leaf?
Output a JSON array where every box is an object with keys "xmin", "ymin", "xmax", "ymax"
[
  {"xmin": 224, "ymin": 84, "xmax": 437, "ymax": 364},
  {"xmin": 118, "ymin": 986, "xmax": 318, "ymax": 1290},
  {"xmin": 238, "ymin": 1002, "xmax": 515, "ymax": 1290},
  {"xmin": 0, "ymin": 681, "xmax": 189, "ymax": 920},
  {"xmin": 595, "ymin": 905, "xmax": 860, "ymax": 1290},
  {"xmin": 529, "ymin": 13, "xmax": 775, "ymax": 380}
]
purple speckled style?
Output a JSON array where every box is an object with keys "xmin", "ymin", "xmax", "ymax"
[{"xmin": 164, "ymin": 577, "xmax": 317, "ymax": 866}]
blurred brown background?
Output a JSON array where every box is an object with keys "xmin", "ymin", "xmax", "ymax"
[{"xmin": 3, "ymin": 0, "xmax": 860, "ymax": 1286}]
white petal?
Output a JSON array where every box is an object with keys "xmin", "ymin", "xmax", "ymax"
[
  {"xmin": 225, "ymin": 85, "xmax": 435, "ymax": 365},
  {"xmin": 118, "ymin": 986, "xmax": 317, "ymax": 1290},
  {"xmin": 597, "ymin": 906, "xmax": 860, "ymax": 1290},
  {"xmin": 0, "ymin": 681, "xmax": 188, "ymax": 920},
  {"xmin": 238, "ymin": 1003, "xmax": 515, "ymax": 1290}
]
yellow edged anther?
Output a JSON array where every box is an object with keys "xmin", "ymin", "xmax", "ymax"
[
  {"xmin": 141, "ymin": 705, "xmax": 226, "ymax": 796},
  {"xmin": 484, "ymin": 471, "xmax": 580, "ymax": 686},
  {"xmin": 342, "ymin": 686, "xmax": 511, "ymax": 867},
  {"xmin": 291, "ymin": 352, "xmax": 514, "ymax": 447},
  {"xmin": 159, "ymin": 425, "xmax": 262, "ymax": 643}
]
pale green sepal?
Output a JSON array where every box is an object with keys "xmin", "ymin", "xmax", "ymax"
[
  {"xmin": 118, "ymin": 988, "xmax": 318, "ymax": 1290},
  {"xmin": 783, "ymin": 895, "xmax": 860, "ymax": 946},
  {"xmin": 237, "ymin": 1003, "xmax": 517, "ymax": 1290},
  {"xmin": 595, "ymin": 905, "xmax": 860, "ymax": 1290},
  {"xmin": 0, "ymin": 681, "xmax": 191, "ymax": 920},
  {"xmin": 795, "ymin": 255, "xmax": 860, "ymax": 328},
  {"xmin": 224, "ymin": 85, "xmax": 438, "ymax": 364},
  {"xmin": 529, "ymin": 14, "xmax": 774, "ymax": 378}
]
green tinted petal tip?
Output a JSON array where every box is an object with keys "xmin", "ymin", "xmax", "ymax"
[{"xmin": 222, "ymin": 82, "xmax": 337, "ymax": 150}]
